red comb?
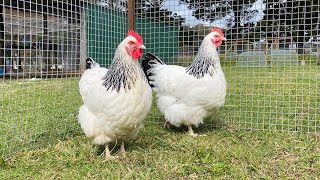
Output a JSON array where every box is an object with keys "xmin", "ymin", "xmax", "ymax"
[
  {"xmin": 211, "ymin": 28, "xmax": 224, "ymax": 37},
  {"xmin": 128, "ymin": 30, "xmax": 143, "ymax": 44}
]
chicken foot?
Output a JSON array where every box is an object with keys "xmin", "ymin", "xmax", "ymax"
[
  {"xmin": 187, "ymin": 125, "xmax": 207, "ymax": 137},
  {"xmin": 104, "ymin": 144, "xmax": 113, "ymax": 159}
]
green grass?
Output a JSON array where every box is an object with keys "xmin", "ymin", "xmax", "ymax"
[
  {"xmin": 1, "ymin": 124, "xmax": 319, "ymax": 179},
  {"xmin": 0, "ymin": 63, "xmax": 319, "ymax": 178},
  {"xmin": 176, "ymin": 55, "xmax": 320, "ymax": 131},
  {"xmin": 222, "ymin": 65, "xmax": 320, "ymax": 132},
  {"xmin": 0, "ymin": 78, "xmax": 82, "ymax": 156}
]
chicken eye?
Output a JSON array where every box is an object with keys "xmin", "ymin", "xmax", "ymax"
[{"xmin": 129, "ymin": 41, "xmax": 135, "ymax": 45}]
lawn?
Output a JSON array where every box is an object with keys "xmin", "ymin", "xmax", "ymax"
[
  {"xmin": 222, "ymin": 65, "xmax": 320, "ymax": 132},
  {"xmin": 1, "ymin": 124, "xmax": 319, "ymax": 179},
  {"xmin": 0, "ymin": 77, "xmax": 82, "ymax": 156},
  {"xmin": 0, "ymin": 63, "xmax": 320, "ymax": 178}
]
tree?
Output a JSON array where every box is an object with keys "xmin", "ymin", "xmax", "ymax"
[
  {"xmin": 136, "ymin": 0, "xmax": 184, "ymax": 23},
  {"xmin": 98, "ymin": 0, "xmax": 320, "ymax": 49},
  {"xmin": 96, "ymin": 0, "xmax": 128, "ymax": 11},
  {"xmin": 259, "ymin": 0, "xmax": 319, "ymax": 52},
  {"xmin": 178, "ymin": 0, "xmax": 260, "ymax": 39}
]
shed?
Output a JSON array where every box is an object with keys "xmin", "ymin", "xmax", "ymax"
[{"xmin": 85, "ymin": 4, "xmax": 179, "ymax": 65}]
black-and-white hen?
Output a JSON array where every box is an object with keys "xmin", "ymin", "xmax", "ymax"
[
  {"xmin": 142, "ymin": 28, "xmax": 227, "ymax": 137},
  {"xmin": 79, "ymin": 31, "xmax": 152, "ymax": 158}
]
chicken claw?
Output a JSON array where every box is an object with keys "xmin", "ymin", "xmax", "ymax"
[{"xmin": 187, "ymin": 125, "xmax": 207, "ymax": 137}]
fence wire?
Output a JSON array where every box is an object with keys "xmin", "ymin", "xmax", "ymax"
[
  {"xmin": 0, "ymin": 0, "xmax": 319, "ymax": 157},
  {"xmin": 0, "ymin": 0, "xmax": 83, "ymax": 157},
  {"xmin": 135, "ymin": 0, "xmax": 319, "ymax": 132}
]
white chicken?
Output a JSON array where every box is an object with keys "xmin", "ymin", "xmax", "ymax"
[
  {"xmin": 142, "ymin": 28, "xmax": 227, "ymax": 137},
  {"xmin": 79, "ymin": 31, "xmax": 152, "ymax": 158}
]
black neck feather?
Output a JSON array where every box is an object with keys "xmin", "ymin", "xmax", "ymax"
[{"xmin": 101, "ymin": 55, "xmax": 145, "ymax": 92}]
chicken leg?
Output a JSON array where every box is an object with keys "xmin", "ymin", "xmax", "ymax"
[
  {"xmin": 119, "ymin": 140, "xmax": 126, "ymax": 156},
  {"xmin": 163, "ymin": 120, "xmax": 171, "ymax": 129},
  {"xmin": 187, "ymin": 125, "xmax": 207, "ymax": 137},
  {"xmin": 105, "ymin": 144, "xmax": 112, "ymax": 159}
]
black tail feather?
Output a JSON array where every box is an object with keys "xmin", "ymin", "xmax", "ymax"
[
  {"xmin": 85, "ymin": 57, "xmax": 95, "ymax": 69},
  {"xmin": 142, "ymin": 53, "xmax": 164, "ymax": 87},
  {"xmin": 141, "ymin": 52, "xmax": 164, "ymax": 73}
]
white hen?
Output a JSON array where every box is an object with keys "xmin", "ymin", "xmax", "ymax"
[
  {"xmin": 79, "ymin": 31, "xmax": 152, "ymax": 157},
  {"xmin": 142, "ymin": 28, "xmax": 227, "ymax": 137}
]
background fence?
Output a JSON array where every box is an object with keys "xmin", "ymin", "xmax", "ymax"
[{"xmin": 0, "ymin": 0, "xmax": 319, "ymax": 157}]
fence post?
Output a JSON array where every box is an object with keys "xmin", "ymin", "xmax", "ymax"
[{"xmin": 128, "ymin": 0, "xmax": 135, "ymax": 30}]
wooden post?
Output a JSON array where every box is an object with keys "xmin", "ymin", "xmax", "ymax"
[{"xmin": 128, "ymin": 0, "xmax": 135, "ymax": 30}]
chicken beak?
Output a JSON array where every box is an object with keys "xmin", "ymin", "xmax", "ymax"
[
  {"xmin": 222, "ymin": 37, "xmax": 227, "ymax": 41},
  {"xmin": 139, "ymin": 45, "xmax": 146, "ymax": 49}
]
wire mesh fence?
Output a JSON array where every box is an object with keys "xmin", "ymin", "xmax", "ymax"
[
  {"xmin": 0, "ymin": 0, "xmax": 319, "ymax": 157},
  {"xmin": 0, "ymin": 0, "xmax": 84, "ymax": 157},
  {"xmin": 135, "ymin": 0, "xmax": 320, "ymax": 132}
]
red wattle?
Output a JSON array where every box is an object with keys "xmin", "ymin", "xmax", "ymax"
[
  {"xmin": 212, "ymin": 39, "xmax": 222, "ymax": 47},
  {"xmin": 132, "ymin": 49, "xmax": 143, "ymax": 61}
]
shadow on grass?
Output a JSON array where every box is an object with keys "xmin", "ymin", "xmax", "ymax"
[{"xmin": 146, "ymin": 115, "xmax": 226, "ymax": 135}]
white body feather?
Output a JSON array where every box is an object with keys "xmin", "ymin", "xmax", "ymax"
[
  {"xmin": 79, "ymin": 59, "xmax": 152, "ymax": 145},
  {"xmin": 146, "ymin": 38, "xmax": 226, "ymax": 127}
]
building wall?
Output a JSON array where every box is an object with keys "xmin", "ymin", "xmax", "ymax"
[
  {"xmin": 2, "ymin": 7, "xmax": 81, "ymax": 75},
  {"xmin": 85, "ymin": 4, "xmax": 179, "ymax": 65}
]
